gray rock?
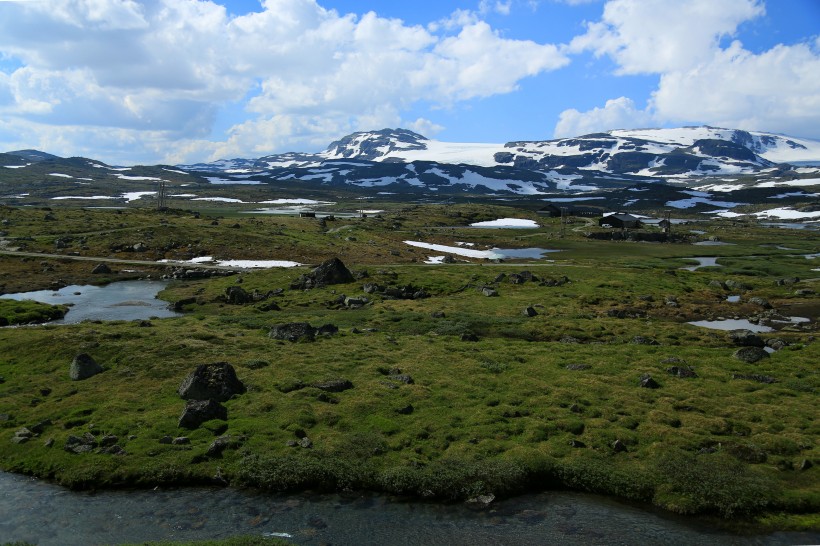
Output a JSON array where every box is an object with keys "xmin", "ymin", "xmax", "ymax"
[
  {"xmin": 733, "ymin": 346, "xmax": 770, "ymax": 363},
  {"xmin": 389, "ymin": 374, "xmax": 414, "ymax": 384},
  {"xmin": 639, "ymin": 374, "xmax": 660, "ymax": 389},
  {"xmin": 225, "ymin": 286, "xmax": 250, "ymax": 304},
  {"xmin": 69, "ymin": 353, "xmax": 103, "ymax": 381},
  {"xmin": 299, "ymin": 437, "xmax": 313, "ymax": 449},
  {"xmin": 482, "ymin": 287, "xmax": 498, "ymax": 297},
  {"xmin": 612, "ymin": 439, "xmax": 628, "ymax": 453},
  {"xmin": 312, "ymin": 379, "xmax": 354, "ymax": 392},
  {"xmin": 522, "ymin": 306, "xmax": 538, "ymax": 317},
  {"xmin": 667, "ymin": 365, "xmax": 698, "ymax": 378},
  {"xmin": 178, "ymin": 399, "xmax": 227, "ymax": 429},
  {"xmin": 178, "ymin": 362, "xmax": 246, "ymax": 402},
  {"xmin": 344, "ymin": 296, "xmax": 369, "ymax": 307},
  {"xmin": 729, "ymin": 329, "xmax": 765, "ymax": 347},
  {"xmin": 631, "ymin": 336, "xmax": 659, "ymax": 345},
  {"xmin": 731, "ymin": 373, "xmax": 776, "ymax": 384},
  {"xmin": 725, "ymin": 279, "xmax": 752, "ymax": 291},
  {"xmin": 99, "ymin": 434, "xmax": 118, "ymax": 447},
  {"xmin": 158, "ymin": 435, "xmax": 173, "ymax": 444},
  {"xmin": 269, "ymin": 322, "xmax": 317, "ymax": 342},
  {"xmin": 91, "ymin": 263, "xmax": 112, "ymax": 274},
  {"xmin": 172, "ymin": 436, "xmax": 190, "ymax": 445},
  {"xmin": 748, "ymin": 296, "xmax": 772, "ymax": 309},
  {"xmin": 207, "ymin": 435, "xmax": 243, "ymax": 457},
  {"xmin": 565, "ymin": 363, "xmax": 590, "ymax": 371}
]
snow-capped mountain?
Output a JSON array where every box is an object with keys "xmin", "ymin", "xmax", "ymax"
[{"xmin": 174, "ymin": 126, "xmax": 820, "ymax": 195}]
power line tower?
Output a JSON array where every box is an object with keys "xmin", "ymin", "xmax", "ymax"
[{"xmin": 156, "ymin": 180, "xmax": 168, "ymax": 210}]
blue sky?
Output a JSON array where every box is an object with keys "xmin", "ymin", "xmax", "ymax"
[{"xmin": 0, "ymin": 0, "xmax": 818, "ymax": 164}]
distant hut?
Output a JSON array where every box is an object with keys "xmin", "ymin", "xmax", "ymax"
[
  {"xmin": 299, "ymin": 211, "xmax": 316, "ymax": 218},
  {"xmin": 538, "ymin": 203, "xmax": 604, "ymax": 218},
  {"xmin": 599, "ymin": 213, "xmax": 641, "ymax": 229}
]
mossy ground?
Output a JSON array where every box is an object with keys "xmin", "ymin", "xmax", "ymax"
[{"xmin": 0, "ymin": 202, "xmax": 817, "ymax": 530}]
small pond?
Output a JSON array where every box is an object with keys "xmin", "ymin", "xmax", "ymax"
[
  {"xmin": 1, "ymin": 472, "xmax": 815, "ymax": 546},
  {"xmin": 693, "ymin": 241, "xmax": 736, "ymax": 246},
  {"xmin": 1, "ymin": 280, "xmax": 179, "ymax": 324},
  {"xmin": 680, "ymin": 257, "xmax": 721, "ymax": 271},
  {"xmin": 688, "ymin": 319, "xmax": 774, "ymax": 332}
]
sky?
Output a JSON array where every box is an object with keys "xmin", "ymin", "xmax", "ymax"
[{"xmin": 0, "ymin": 0, "xmax": 818, "ymax": 165}]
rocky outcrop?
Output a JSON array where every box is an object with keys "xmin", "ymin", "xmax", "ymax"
[
  {"xmin": 312, "ymin": 379, "xmax": 354, "ymax": 392},
  {"xmin": 269, "ymin": 322, "xmax": 317, "ymax": 342},
  {"xmin": 91, "ymin": 263, "xmax": 112, "ymax": 274},
  {"xmin": 729, "ymin": 330, "xmax": 765, "ymax": 347},
  {"xmin": 178, "ymin": 362, "xmax": 246, "ymax": 402},
  {"xmin": 178, "ymin": 399, "xmax": 227, "ymax": 429},
  {"xmin": 69, "ymin": 353, "xmax": 103, "ymax": 381},
  {"xmin": 733, "ymin": 346, "xmax": 770, "ymax": 363},
  {"xmin": 291, "ymin": 257, "xmax": 355, "ymax": 289}
]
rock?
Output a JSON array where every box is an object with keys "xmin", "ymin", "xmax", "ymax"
[
  {"xmin": 172, "ymin": 436, "xmax": 190, "ymax": 445},
  {"xmin": 522, "ymin": 306, "xmax": 538, "ymax": 317},
  {"xmin": 317, "ymin": 324, "xmax": 339, "ymax": 336},
  {"xmin": 466, "ymin": 494, "xmax": 495, "ymax": 508},
  {"xmin": 612, "ymin": 439, "xmax": 628, "ymax": 453},
  {"xmin": 389, "ymin": 374, "xmax": 414, "ymax": 384},
  {"xmin": 667, "ymin": 366, "xmax": 698, "ymax": 378},
  {"xmin": 639, "ymin": 374, "xmax": 660, "ymax": 389},
  {"xmin": 766, "ymin": 338, "xmax": 787, "ymax": 351},
  {"xmin": 225, "ymin": 286, "xmax": 250, "ymax": 304},
  {"xmin": 99, "ymin": 434, "xmax": 118, "ymax": 447},
  {"xmin": 344, "ymin": 296, "xmax": 369, "ymax": 307},
  {"xmin": 431, "ymin": 311, "xmax": 446, "ymax": 318},
  {"xmin": 362, "ymin": 282, "xmax": 381, "ymax": 294},
  {"xmin": 493, "ymin": 273, "xmax": 507, "ymax": 283},
  {"xmin": 312, "ymin": 379, "xmax": 354, "ymax": 392},
  {"xmin": 207, "ymin": 435, "xmax": 243, "ymax": 457},
  {"xmin": 311, "ymin": 257, "xmax": 355, "ymax": 286},
  {"xmin": 64, "ymin": 434, "xmax": 96, "ymax": 454},
  {"xmin": 269, "ymin": 322, "xmax": 317, "ymax": 342},
  {"xmin": 748, "ymin": 296, "xmax": 772, "ymax": 309},
  {"xmin": 461, "ymin": 333, "xmax": 479, "ymax": 342},
  {"xmin": 565, "ymin": 363, "xmax": 590, "ymax": 371},
  {"xmin": 178, "ymin": 362, "xmax": 246, "ymax": 402},
  {"xmin": 725, "ymin": 279, "xmax": 752, "ymax": 291},
  {"xmin": 481, "ymin": 287, "xmax": 498, "ymax": 297},
  {"xmin": 569, "ymin": 439, "xmax": 586, "ymax": 448},
  {"xmin": 395, "ymin": 404, "xmax": 414, "ymax": 415},
  {"xmin": 729, "ymin": 329, "xmax": 765, "ymax": 347},
  {"xmin": 631, "ymin": 336, "xmax": 659, "ymax": 345},
  {"xmin": 69, "ymin": 353, "xmax": 103, "ymax": 381},
  {"xmin": 708, "ymin": 280, "xmax": 726, "ymax": 289},
  {"xmin": 178, "ymin": 399, "xmax": 227, "ymax": 429},
  {"xmin": 91, "ymin": 263, "xmax": 112, "ymax": 274},
  {"xmin": 299, "ymin": 437, "xmax": 313, "ymax": 449},
  {"xmin": 560, "ymin": 336, "xmax": 581, "ymax": 344},
  {"xmin": 731, "ymin": 373, "xmax": 776, "ymax": 384},
  {"xmin": 12, "ymin": 427, "xmax": 34, "ymax": 444},
  {"xmin": 799, "ymin": 459, "xmax": 813, "ymax": 471},
  {"xmin": 159, "ymin": 435, "xmax": 173, "ymax": 444},
  {"xmin": 733, "ymin": 346, "xmax": 770, "ymax": 363},
  {"xmin": 257, "ymin": 301, "xmax": 281, "ymax": 312},
  {"xmin": 775, "ymin": 277, "xmax": 799, "ymax": 286}
]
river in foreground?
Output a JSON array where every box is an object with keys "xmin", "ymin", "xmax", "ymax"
[{"xmin": 1, "ymin": 472, "xmax": 816, "ymax": 545}]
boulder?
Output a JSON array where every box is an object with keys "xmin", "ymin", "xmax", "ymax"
[
  {"xmin": 69, "ymin": 353, "xmax": 103, "ymax": 381},
  {"xmin": 667, "ymin": 365, "xmax": 698, "ymax": 378},
  {"xmin": 731, "ymin": 373, "xmax": 776, "ymax": 384},
  {"xmin": 178, "ymin": 399, "xmax": 227, "ymax": 429},
  {"xmin": 729, "ymin": 330, "xmax": 765, "ymax": 347},
  {"xmin": 312, "ymin": 379, "xmax": 354, "ymax": 392},
  {"xmin": 207, "ymin": 435, "xmax": 244, "ymax": 457},
  {"xmin": 269, "ymin": 322, "xmax": 317, "ymax": 342},
  {"xmin": 91, "ymin": 263, "xmax": 112, "ymax": 274},
  {"xmin": 612, "ymin": 439, "xmax": 628, "ymax": 453},
  {"xmin": 522, "ymin": 306, "xmax": 538, "ymax": 317},
  {"xmin": 631, "ymin": 336, "xmax": 659, "ymax": 345},
  {"xmin": 311, "ymin": 257, "xmax": 355, "ymax": 286},
  {"xmin": 733, "ymin": 346, "xmax": 770, "ymax": 363},
  {"xmin": 639, "ymin": 373, "xmax": 660, "ymax": 389},
  {"xmin": 748, "ymin": 296, "xmax": 772, "ymax": 309},
  {"xmin": 481, "ymin": 287, "xmax": 498, "ymax": 297},
  {"xmin": 395, "ymin": 404, "xmax": 414, "ymax": 415},
  {"xmin": 178, "ymin": 362, "xmax": 246, "ymax": 402},
  {"xmin": 225, "ymin": 286, "xmax": 250, "ymax": 304}
]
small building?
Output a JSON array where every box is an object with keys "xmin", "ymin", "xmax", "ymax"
[
  {"xmin": 299, "ymin": 211, "xmax": 316, "ymax": 218},
  {"xmin": 538, "ymin": 203, "xmax": 604, "ymax": 218},
  {"xmin": 599, "ymin": 213, "xmax": 641, "ymax": 229}
]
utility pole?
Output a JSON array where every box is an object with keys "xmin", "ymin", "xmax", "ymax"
[{"xmin": 156, "ymin": 180, "xmax": 167, "ymax": 210}]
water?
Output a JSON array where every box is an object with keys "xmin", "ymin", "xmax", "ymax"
[
  {"xmin": 727, "ymin": 295, "xmax": 740, "ymax": 303},
  {"xmin": 680, "ymin": 257, "xmax": 721, "ymax": 271},
  {"xmin": 693, "ymin": 241, "xmax": 735, "ymax": 246},
  {"xmin": 0, "ymin": 472, "xmax": 813, "ymax": 546},
  {"xmin": 688, "ymin": 319, "xmax": 774, "ymax": 332},
  {"xmin": 1, "ymin": 280, "xmax": 179, "ymax": 324}
]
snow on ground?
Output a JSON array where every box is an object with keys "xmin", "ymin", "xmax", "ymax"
[
  {"xmin": 116, "ymin": 174, "xmax": 161, "ymax": 181},
  {"xmin": 758, "ymin": 178, "xmax": 820, "ymax": 188},
  {"xmin": 158, "ymin": 256, "xmax": 301, "ymax": 268},
  {"xmin": 205, "ymin": 176, "xmax": 262, "ymax": 185},
  {"xmin": 424, "ymin": 256, "xmax": 446, "ymax": 264},
  {"xmin": 769, "ymin": 191, "xmax": 819, "ymax": 199},
  {"xmin": 695, "ymin": 184, "xmax": 745, "ymax": 192},
  {"xmin": 191, "ymin": 197, "xmax": 245, "ymax": 203},
  {"xmin": 258, "ymin": 199, "xmax": 335, "ymax": 205},
  {"xmin": 163, "ymin": 168, "xmax": 190, "ymax": 175},
  {"xmin": 753, "ymin": 207, "xmax": 820, "ymax": 220},
  {"xmin": 666, "ymin": 197, "xmax": 744, "ymax": 209},
  {"xmin": 404, "ymin": 241, "xmax": 505, "ymax": 259},
  {"xmin": 545, "ymin": 197, "xmax": 605, "ymax": 202},
  {"xmin": 121, "ymin": 191, "xmax": 155, "ymax": 202},
  {"xmin": 52, "ymin": 196, "xmax": 114, "ymax": 200},
  {"xmin": 469, "ymin": 218, "xmax": 539, "ymax": 228},
  {"xmin": 170, "ymin": 193, "xmax": 198, "ymax": 198},
  {"xmin": 48, "ymin": 173, "xmax": 73, "ymax": 178},
  {"xmin": 3, "ymin": 165, "xmax": 29, "ymax": 169},
  {"xmin": 362, "ymin": 140, "xmax": 503, "ymax": 167}
]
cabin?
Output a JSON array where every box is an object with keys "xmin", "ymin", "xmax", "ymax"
[
  {"xmin": 538, "ymin": 203, "xmax": 604, "ymax": 218},
  {"xmin": 599, "ymin": 213, "xmax": 641, "ymax": 229}
]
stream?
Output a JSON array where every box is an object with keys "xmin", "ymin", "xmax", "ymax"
[{"xmin": 2, "ymin": 472, "xmax": 816, "ymax": 545}]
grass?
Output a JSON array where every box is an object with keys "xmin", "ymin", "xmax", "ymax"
[{"xmin": 0, "ymin": 202, "xmax": 818, "ymax": 530}]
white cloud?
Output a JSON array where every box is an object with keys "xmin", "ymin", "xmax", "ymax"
[
  {"xmin": 569, "ymin": 0, "xmax": 764, "ymax": 74},
  {"xmin": 0, "ymin": 0, "xmax": 568, "ymax": 163},
  {"xmin": 555, "ymin": 0, "xmax": 820, "ymax": 141},
  {"xmin": 554, "ymin": 96, "xmax": 652, "ymax": 137}
]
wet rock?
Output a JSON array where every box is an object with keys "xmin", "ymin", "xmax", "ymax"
[
  {"xmin": 69, "ymin": 353, "xmax": 103, "ymax": 381},
  {"xmin": 178, "ymin": 399, "xmax": 227, "ymax": 429},
  {"xmin": 91, "ymin": 263, "xmax": 112, "ymax": 274},
  {"xmin": 178, "ymin": 362, "xmax": 246, "ymax": 402},
  {"xmin": 733, "ymin": 346, "xmax": 770, "ymax": 363},
  {"xmin": 269, "ymin": 322, "xmax": 317, "ymax": 342},
  {"xmin": 729, "ymin": 330, "xmax": 765, "ymax": 347},
  {"xmin": 312, "ymin": 379, "xmax": 354, "ymax": 392},
  {"xmin": 639, "ymin": 374, "xmax": 660, "ymax": 389}
]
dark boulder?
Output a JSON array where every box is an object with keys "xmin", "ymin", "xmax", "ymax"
[
  {"xmin": 207, "ymin": 434, "xmax": 244, "ymax": 457},
  {"xmin": 178, "ymin": 399, "xmax": 227, "ymax": 429},
  {"xmin": 395, "ymin": 404, "xmax": 414, "ymax": 415},
  {"xmin": 729, "ymin": 330, "xmax": 765, "ymax": 347},
  {"xmin": 312, "ymin": 379, "xmax": 354, "ymax": 392},
  {"xmin": 91, "ymin": 263, "xmax": 112, "ymax": 274},
  {"xmin": 178, "ymin": 362, "xmax": 246, "ymax": 402},
  {"xmin": 269, "ymin": 322, "xmax": 317, "ymax": 342},
  {"xmin": 667, "ymin": 365, "xmax": 698, "ymax": 378},
  {"xmin": 612, "ymin": 439, "xmax": 628, "ymax": 453},
  {"xmin": 639, "ymin": 374, "xmax": 660, "ymax": 388},
  {"xmin": 732, "ymin": 373, "xmax": 776, "ymax": 384},
  {"xmin": 522, "ymin": 306, "xmax": 538, "ymax": 317},
  {"xmin": 69, "ymin": 353, "xmax": 103, "ymax": 381},
  {"xmin": 733, "ymin": 346, "xmax": 770, "ymax": 363},
  {"xmin": 225, "ymin": 286, "xmax": 250, "ymax": 304}
]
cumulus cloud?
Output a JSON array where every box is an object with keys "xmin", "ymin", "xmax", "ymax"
[
  {"xmin": 554, "ymin": 96, "xmax": 652, "ymax": 137},
  {"xmin": 0, "ymin": 0, "xmax": 568, "ymax": 163},
  {"xmin": 555, "ymin": 0, "xmax": 820, "ymax": 140}
]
